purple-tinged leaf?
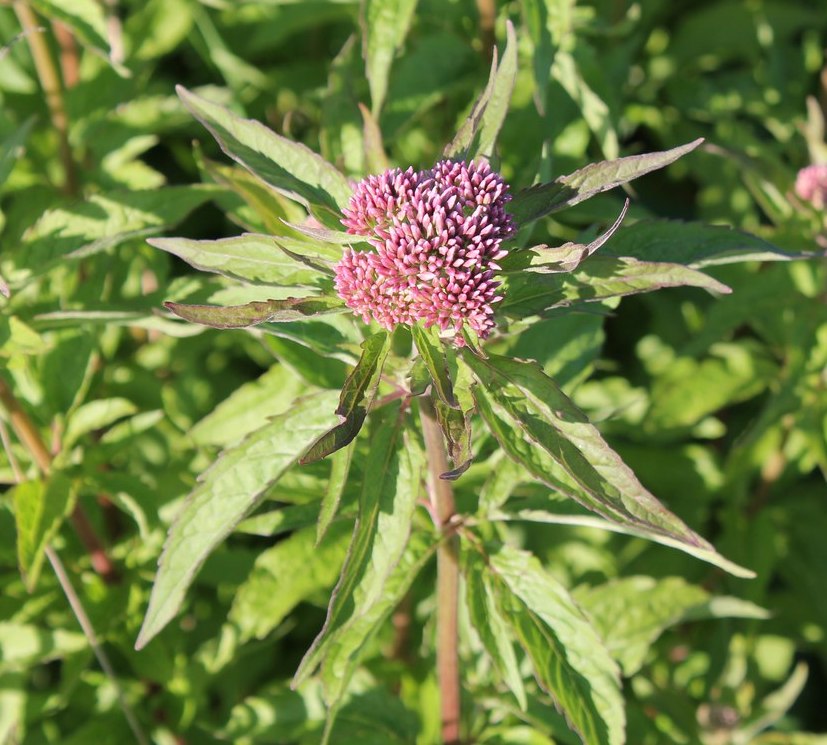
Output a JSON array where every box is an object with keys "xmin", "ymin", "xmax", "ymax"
[
  {"xmin": 509, "ymin": 139, "xmax": 704, "ymax": 226},
  {"xmin": 164, "ymin": 296, "xmax": 344, "ymax": 329},
  {"xmin": 504, "ymin": 199, "xmax": 630, "ymax": 273}
]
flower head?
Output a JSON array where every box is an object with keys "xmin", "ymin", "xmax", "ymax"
[
  {"xmin": 335, "ymin": 160, "xmax": 515, "ymax": 344},
  {"xmin": 795, "ymin": 163, "xmax": 827, "ymax": 208}
]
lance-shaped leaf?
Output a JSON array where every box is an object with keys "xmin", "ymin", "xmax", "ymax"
[
  {"xmin": 149, "ymin": 233, "xmax": 324, "ymax": 287},
  {"xmin": 501, "ymin": 256, "xmax": 731, "ymax": 318},
  {"xmin": 300, "ymin": 331, "xmax": 391, "ymax": 464},
  {"xmin": 463, "ymin": 545, "xmax": 526, "ymax": 710},
  {"xmin": 13, "ymin": 474, "xmax": 77, "ymax": 591},
  {"xmin": 135, "ymin": 390, "xmax": 341, "ymax": 650},
  {"xmin": 316, "ymin": 443, "xmax": 355, "ymax": 544},
  {"xmin": 295, "ymin": 415, "xmax": 428, "ymax": 698},
  {"xmin": 462, "ymin": 353, "xmax": 751, "ymax": 576},
  {"xmin": 434, "ymin": 400, "xmax": 472, "ymax": 480},
  {"xmin": 177, "ymin": 86, "xmax": 352, "ymax": 211},
  {"xmin": 503, "ymin": 200, "xmax": 629, "ymax": 274},
  {"xmin": 362, "ymin": 0, "xmax": 419, "ymax": 116},
  {"xmin": 487, "ymin": 543, "xmax": 625, "ymax": 745},
  {"xmin": 411, "ymin": 323, "xmax": 457, "ymax": 408},
  {"xmin": 444, "ymin": 20, "xmax": 518, "ymax": 161},
  {"xmin": 509, "ymin": 139, "xmax": 704, "ymax": 226},
  {"xmin": 164, "ymin": 296, "xmax": 344, "ymax": 329}
]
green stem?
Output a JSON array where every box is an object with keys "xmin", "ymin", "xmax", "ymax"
[
  {"xmin": 420, "ymin": 396, "xmax": 461, "ymax": 745},
  {"xmin": 13, "ymin": 1, "xmax": 78, "ymax": 195}
]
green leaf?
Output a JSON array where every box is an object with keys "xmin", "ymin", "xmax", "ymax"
[
  {"xmin": 411, "ymin": 324, "xmax": 457, "ymax": 408},
  {"xmin": 317, "ymin": 443, "xmax": 355, "ymax": 544},
  {"xmin": 12, "ymin": 186, "xmax": 219, "ymax": 285},
  {"xmin": 463, "ymin": 353, "xmax": 753, "ymax": 577},
  {"xmin": 444, "ymin": 20, "xmax": 518, "ymax": 160},
  {"xmin": 487, "ymin": 543, "xmax": 625, "ymax": 745},
  {"xmin": 463, "ymin": 546, "xmax": 526, "ymax": 710},
  {"xmin": 574, "ymin": 576, "xmax": 769, "ymax": 676},
  {"xmin": 229, "ymin": 524, "xmax": 351, "ymax": 641},
  {"xmin": 62, "ymin": 398, "xmax": 138, "ymax": 451},
  {"xmin": 362, "ymin": 0, "xmax": 419, "ymax": 116},
  {"xmin": 135, "ymin": 390, "xmax": 341, "ymax": 649},
  {"xmin": 0, "ymin": 116, "xmax": 34, "ymax": 187},
  {"xmin": 0, "ymin": 622, "xmax": 86, "ymax": 669},
  {"xmin": 12, "ymin": 474, "xmax": 77, "ymax": 591},
  {"xmin": 177, "ymin": 86, "xmax": 352, "ymax": 211},
  {"xmin": 501, "ymin": 256, "xmax": 731, "ymax": 318},
  {"xmin": 300, "ymin": 331, "xmax": 391, "ymax": 464},
  {"xmin": 295, "ymin": 414, "xmax": 428, "ymax": 700},
  {"xmin": 190, "ymin": 364, "xmax": 306, "ymax": 448},
  {"xmin": 509, "ymin": 139, "xmax": 704, "ymax": 226},
  {"xmin": 149, "ymin": 233, "xmax": 324, "ymax": 287},
  {"xmin": 236, "ymin": 503, "xmax": 326, "ymax": 538},
  {"xmin": 164, "ymin": 296, "xmax": 345, "ymax": 328},
  {"xmin": 600, "ymin": 219, "xmax": 803, "ymax": 268},
  {"xmin": 28, "ymin": 0, "xmax": 129, "ymax": 76},
  {"xmin": 434, "ymin": 399, "xmax": 472, "ymax": 480},
  {"xmin": 505, "ymin": 199, "xmax": 629, "ymax": 273}
]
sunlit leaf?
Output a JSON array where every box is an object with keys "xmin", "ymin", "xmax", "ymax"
[{"xmin": 164, "ymin": 296, "xmax": 345, "ymax": 328}]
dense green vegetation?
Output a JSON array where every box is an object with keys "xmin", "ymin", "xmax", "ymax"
[{"xmin": 0, "ymin": 1, "xmax": 825, "ymax": 743}]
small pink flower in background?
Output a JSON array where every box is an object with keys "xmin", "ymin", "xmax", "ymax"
[
  {"xmin": 335, "ymin": 160, "xmax": 515, "ymax": 344},
  {"xmin": 794, "ymin": 163, "xmax": 827, "ymax": 208}
]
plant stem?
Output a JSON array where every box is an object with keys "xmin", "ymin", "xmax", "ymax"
[
  {"xmin": 13, "ymin": 1, "xmax": 78, "ymax": 196},
  {"xmin": 419, "ymin": 396, "xmax": 461, "ymax": 745},
  {"xmin": 475, "ymin": 0, "xmax": 496, "ymax": 60},
  {"xmin": 0, "ymin": 377, "xmax": 118, "ymax": 583}
]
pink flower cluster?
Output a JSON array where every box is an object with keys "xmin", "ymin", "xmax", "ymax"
[
  {"xmin": 334, "ymin": 160, "xmax": 516, "ymax": 344},
  {"xmin": 795, "ymin": 163, "xmax": 827, "ymax": 208}
]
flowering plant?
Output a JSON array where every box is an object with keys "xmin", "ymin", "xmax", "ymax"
[{"xmin": 135, "ymin": 24, "xmax": 762, "ymax": 745}]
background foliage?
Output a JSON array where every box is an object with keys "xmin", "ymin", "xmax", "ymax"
[{"xmin": 0, "ymin": 0, "xmax": 825, "ymax": 743}]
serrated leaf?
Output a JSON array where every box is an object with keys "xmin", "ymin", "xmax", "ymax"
[
  {"xmin": 505, "ymin": 199, "xmax": 629, "ymax": 274},
  {"xmin": 12, "ymin": 474, "xmax": 77, "ymax": 591},
  {"xmin": 501, "ymin": 256, "xmax": 730, "ymax": 318},
  {"xmin": 444, "ymin": 20, "xmax": 518, "ymax": 160},
  {"xmin": 149, "ymin": 233, "xmax": 324, "ymax": 287},
  {"xmin": 600, "ymin": 219, "xmax": 803, "ymax": 268},
  {"xmin": 574, "ymin": 576, "xmax": 769, "ymax": 676},
  {"xmin": 177, "ymin": 86, "xmax": 352, "ymax": 212},
  {"xmin": 411, "ymin": 324, "xmax": 457, "ymax": 407},
  {"xmin": 229, "ymin": 524, "xmax": 350, "ymax": 641},
  {"xmin": 135, "ymin": 390, "xmax": 340, "ymax": 649},
  {"xmin": 28, "ymin": 0, "xmax": 129, "ymax": 76},
  {"xmin": 487, "ymin": 543, "xmax": 624, "ymax": 745},
  {"xmin": 463, "ymin": 546, "xmax": 526, "ymax": 710},
  {"xmin": 362, "ymin": 0, "xmax": 418, "ymax": 116},
  {"xmin": 300, "ymin": 331, "xmax": 391, "ymax": 464},
  {"xmin": 509, "ymin": 139, "xmax": 703, "ymax": 226},
  {"xmin": 295, "ymin": 415, "xmax": 427, "ymax": 699},
  {"xmin": 164, "ymin": 296, "xmax": 344, "ymax": 328},
  {"xmin": 463, "ymin": 353, "xmax": 752, "ymax": 577}
]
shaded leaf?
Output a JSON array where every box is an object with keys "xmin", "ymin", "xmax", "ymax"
[
  {"xmin": 300, "ymin": 331, "xmax": 391, "ymax": 464},
  {"xmin": 177, "ymin": 86, "xmax": 352, "ymax": 211},
  {"xmin": 317, "ymin": 443, "xmax": 355, "ymax": 544},
  {"xmin": 463, "ymin": 353, "xmax": 752, "ymax": 577},
  {"xmin": 135, "ymin": 390, "xmax": 341, "ymax": 649},
  {"xmin": 12, "ymin": 474, "xmax": 77, "ymax": 591},
  {"xmin": 237, "ymin": 503, "xmax": 326, "ymax": 538},
  {"xmin": 411, "ymin": 323, "xmax": 457, "ymax": 407},
  {"xmin": 509, "ymin": 139, "xmax": 703, "ymax": 225},
  {"xmin": 487, "ymin": 543, "xmax": 624, "ymax": 745},
  {"xmin": 444, "ymin": 20, "xmax": 518, "ymax": 160},
  {"xmin": 0, "ymin": 116, "xmax": 34, "ymax": 187},
  {"xmin": 164, "ymin": 296, "xmax": 344, "ymax": 328},
  {"xmin": 434, "ymin": 399, "xmax": 472, "ymax": 480}
]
